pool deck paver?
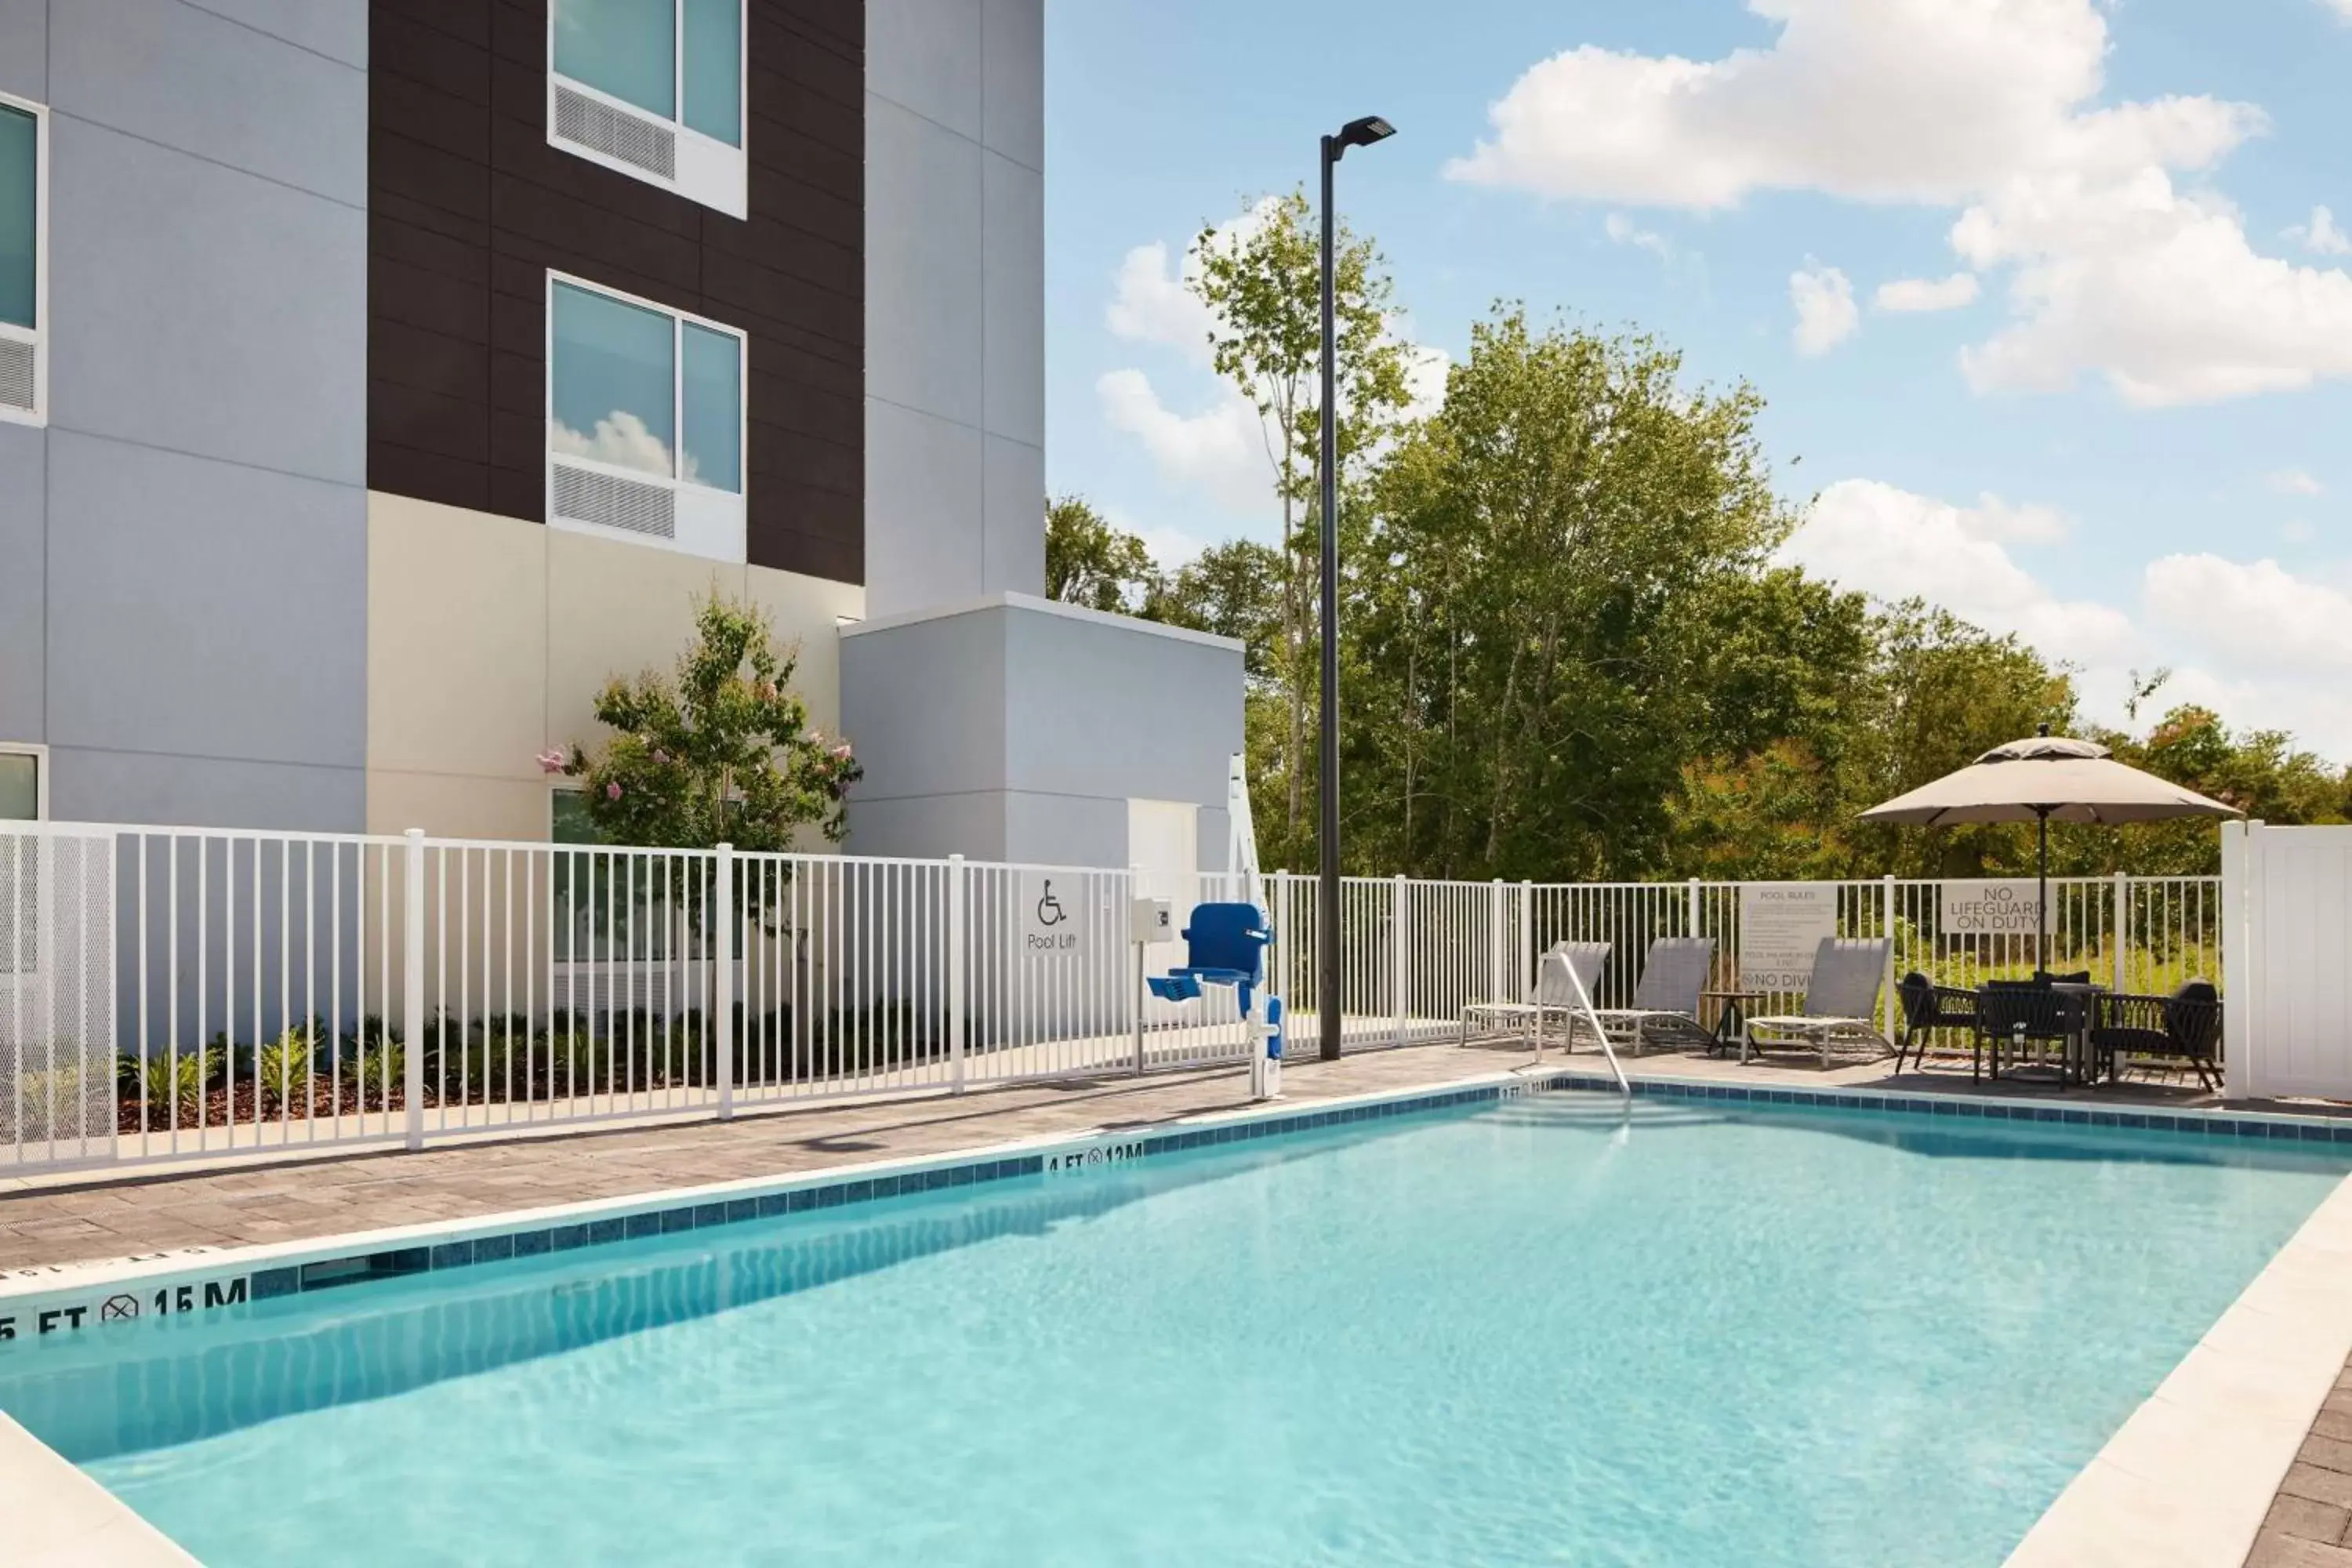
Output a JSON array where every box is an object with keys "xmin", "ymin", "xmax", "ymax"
[{"xmin": 2252, "ymin": 1362, "xmax": 2352, "ymax": 1565}]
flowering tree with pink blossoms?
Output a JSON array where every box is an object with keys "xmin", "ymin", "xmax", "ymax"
[{"xmin": 550, "ymin": 594, "xmax": 859, "ymax": 851}]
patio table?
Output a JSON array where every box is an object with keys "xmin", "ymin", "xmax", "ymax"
[{"xmin": 1700, "ymin": 989, "xmax": 1767, "ymax": 1058}]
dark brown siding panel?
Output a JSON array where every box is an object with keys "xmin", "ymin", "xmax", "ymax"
[{"xmin": 368, "ymin": 0, "xmax": 866, "ymax": 586}]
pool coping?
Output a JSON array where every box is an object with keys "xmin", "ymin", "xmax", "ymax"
[
  {"xmin": 5, "ymin": 1064, "xmax": 2350, "ymax": 1566},
  {"xmin": 1, "ymin": 1408, "xmax": 197, "ymax": 1566}
]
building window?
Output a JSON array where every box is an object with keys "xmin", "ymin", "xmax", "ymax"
[
  {"xmin": 546, "ymin": 272, "xmax": 746, "ymax": 563},
  {"xmin": 0, "ymin": 745, "xmax": 44, "ymax": 822},
  {"xmin": 0, "ymin": 93, "xmax": 45, "ymax": 426},
  {"xmin": 548, "ymin": 0, "xmax": 746, "ymax": 218}
]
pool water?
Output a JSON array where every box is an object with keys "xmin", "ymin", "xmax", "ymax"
[{"xmin": 3, "ymin": 1097, "xmax": 2344, "ymax": 1566}]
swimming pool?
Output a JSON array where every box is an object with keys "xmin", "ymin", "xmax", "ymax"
[{"xmin": 2, "ymin": 1086, "xmax": 2345, "ymax": 1566}]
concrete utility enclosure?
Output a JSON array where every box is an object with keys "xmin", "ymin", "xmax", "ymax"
[{"xmin": 838, "ymin": 593, "xmax": 1246, "ymax": 870}]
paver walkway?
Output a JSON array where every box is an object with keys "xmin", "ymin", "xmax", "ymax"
[
  {"xmin": 2, "ymin": 1043, "xmax": 1534, "ymax": 1276},
  {"xmin": 2251, "ymin": 1356, "xmax": 2352, "ymax": 1566}
]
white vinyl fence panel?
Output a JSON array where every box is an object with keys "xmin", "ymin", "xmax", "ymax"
[{"xmin": 2226, "ymin": 821, "xmax": 2352, "ymax": 1100}]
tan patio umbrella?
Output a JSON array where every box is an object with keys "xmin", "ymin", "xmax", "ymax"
[{"xmin": 1857, "ymin": 728, "xmax": 2239, "ymax": 971}]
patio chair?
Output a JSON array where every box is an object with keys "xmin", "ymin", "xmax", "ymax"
[
  {"xmin": 1741, "ymin": 938, "xmax": 1894, "ymax": 1068},
  {"xmin": 1460, "ymin": 941, "xmax": 1610, "ymax": 1055},
  {"xmin": 2090, "ymin": 981, "xmax": 2222, "ymax": 1091},
  {"xmin": 1588, "ymin": 937, "xmax": 1716, "ymax": 1055},
  {"xmin": 1893, "ymin": 971, "xmax": 1978, "ymax": 1072},
  {"xmin": 1972, "ymin": 979, "xmax": 2081, "ymax": 1085}
]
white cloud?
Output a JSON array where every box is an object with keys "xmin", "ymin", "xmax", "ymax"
[
  {"xmin": 2143, "ymin": 554, "xmax": 2352, "ymax": 673},
  {"xmin": 1875, "ymin": 273, "xmax": 1980, "ymax": 312},
  {"xmin": 2267, "ymin": 468, "xmax": 2325, "ymax": 497},
  {"xmin": 549, "ymin": 413, "xmax": 673, "ymax": 478},
  {"xmin": 1789, "ymin": 263, "xmax": 1858, "ymax": 355},
  {"xmin": 1446, "ymin": 0, "xmax": 2352, "ymax": 410},
  {"xmin": 1603, "ymin": 212, "xmax": 1675, "ymax": 262},
  {"xmin": 1780, "ymin": 477, "xmax": 2352, "ymax": 757},
  {"xmin": 2285, "ymin": 205, "xmax": 2352, "ymax": 256},
  {"xmin": 1446, "ymin": 0, "xmax": 2253, "ymax": 211},
  {"xmin": 2324, "ymin": 1, "xmax": 2352, "ymax": 24},
  {"xmin": 1777, "ymin": 479, "xmax": 2127, "ymax": 665},
  {"xmin": 1105, "ymin": 197, "xmax": 1288, "ymax": 367},
  {"xmin": 1094, "ymin": 370, "xmax": 1272, "ymax": 517}
]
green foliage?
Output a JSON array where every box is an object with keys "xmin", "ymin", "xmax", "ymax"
[
  {"xmin": 563, "ymin": 594, "xmax": 860, "ymax": 851},
  {"xmin": 1141, "ymin": 539, "xmax": 1287, "ymax": 682},
  {"xmin": 124, "ymin": 1046, "xmax": 215, "ymax": 1120},
  {"xmin": 1046, "ymin": 495, "xmax": 1155, "ymax": 613},
  {"xmin": 255, "ymin": 1026, "xmax": 318, "ymax": 1112},
  {"xmin": 340, "ymin": 1033, "xmax": 405, "ymax": 1100}
]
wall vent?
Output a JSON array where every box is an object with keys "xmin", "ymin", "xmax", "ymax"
[
  {"xmin": 554, "ymin": 463, "xmax": 676, "ymax": 540},
  {"xmin": 0, "ymin": 337, "xmax": 32, "ymax": 414},
  {"xmin": 553, "ymin": 84, "xmax": 677, "ymax": 181}
]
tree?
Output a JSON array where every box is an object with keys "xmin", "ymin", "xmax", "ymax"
[
  {"xmin": 557, "ymin": 594, "xmax": 860, "ymax": 851},
  {"xmin": 1191, "ymin": 191, "xmax": 1414, "ymax": 865},
  {"xmin": 1139, "ymin": 538, "xmax": 1286, "ymax": 680},
  {"xmin": 1046, "ymin": 494, "xmax": 1154, "ymax": 613},
  {"xmin": 1343, "ymin": 307, "xmax": 1798, "ymax": 879}
]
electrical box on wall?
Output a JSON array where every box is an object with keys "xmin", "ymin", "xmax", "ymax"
[{"xmin": 1131, "ymin": 898, "xmax": 1174, "ymax": 941}]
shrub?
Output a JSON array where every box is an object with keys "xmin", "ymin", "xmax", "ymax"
[{"xmin": 256, "ymin": 1026, "xmax": 319, "ymax": 1113}]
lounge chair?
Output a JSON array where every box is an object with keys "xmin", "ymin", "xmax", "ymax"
[
  {"xmin": 1741, "ymin": 938, "xmax": 1894, "ymax": 1067},
  {"xmin": 1588, "ymin": 937, "xmax": 1716, "ymax": 1055},
  {"xmin": 2091, "ymin": 981, "xmax": 2222, "ymax": 1091},
  {"xmin": 1461, "ymin": 941, "xmax": 1610, "ymax": 1055},
  {"xmin": 1893, "ymin": 971, "xmax": 1978, "ymax": 1071}
]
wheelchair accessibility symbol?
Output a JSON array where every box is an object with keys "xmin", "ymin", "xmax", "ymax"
[{"xmin": 1021, "ymin": 873, "xmax": 1083, "ymax": 956}]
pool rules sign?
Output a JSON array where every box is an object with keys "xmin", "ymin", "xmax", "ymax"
[{"xmin": 1737, "ymin": 884, "xmax": 1838, "ymax": 993}]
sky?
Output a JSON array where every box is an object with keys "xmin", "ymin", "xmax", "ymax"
[{"xmin": 1040, "ymin": 0, "xmax": 2352, "ymax": 762}]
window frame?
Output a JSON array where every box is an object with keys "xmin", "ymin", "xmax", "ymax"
[
  {"xmin": 544, "ymin": 0, "xmax": 748, "ymax": 218},
  {"xmin": 543, "ymin": 269, "xmax": 750, "ymax": 560},
  {"xmin": 0, "ymin": 88, "xmax": 49, "ymax": 430},
  {"xmin": 0, "ymin": 742, "xmax": 49, "ymax": 822}
]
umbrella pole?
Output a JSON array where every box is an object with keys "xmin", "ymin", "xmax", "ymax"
[{"xmin": 2036, "ymin": 810, "xmax": 2049, "ymax": 976}]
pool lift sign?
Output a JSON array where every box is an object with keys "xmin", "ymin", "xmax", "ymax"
[{"xmin": 1022, "ymin": 872, "xmax": 1086, "ymax": 957}]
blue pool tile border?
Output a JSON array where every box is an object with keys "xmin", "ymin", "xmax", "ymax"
[{"xmin": 8, "ymin": 1068, "xmax": 2352, "ymax": 1348}]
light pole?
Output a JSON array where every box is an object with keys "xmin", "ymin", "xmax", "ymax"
[{"xmin": 1318, "ymin": 114, "xmax": 1394, "ymax": 1062}]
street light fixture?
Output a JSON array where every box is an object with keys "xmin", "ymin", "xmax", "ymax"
[{"xmin": 1317, "ymin": 113, "xmax": 1394, "ymax": 1063}]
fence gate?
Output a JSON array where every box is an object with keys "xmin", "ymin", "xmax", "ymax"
[
  {"xmin": 2225, "ymin": 821, "xmax": 2352, "ymax": 1100},
  {"xmin": 1, "ymin": 825, "xmax": 116, "ymax": 1170}
]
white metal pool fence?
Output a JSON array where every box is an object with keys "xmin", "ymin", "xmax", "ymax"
[{"xmin": 0, "ymin": 819, "xmax": 2225, "ymax": 1174}]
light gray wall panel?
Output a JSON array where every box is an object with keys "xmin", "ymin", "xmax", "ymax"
[
  {"xmin": 837, "ymin": 792, "xmax": 1007, "ymax": 862},
  {"xmin": 981, "ymin": 0, "xmax": 1043, "ymax": 172},
  {"xmin": 1001, "ymin": 608, "xmax": 1242, "ymax": 808},
  {"xmin": 982, "ymin": 150, "xmax": 1043, "ymax": 447},
  {"xmin": 1003, "ymin": 790, "xmax": 1125, "ymax": 870},
  {"xmin": 866, "ymin": 96, "xmax": 982, "ymax": 430},
  {"xmin": 840, "ymin": 604, "xmax": 1005, "ymax": 800},
  {"xmin": 183, "ymin": 0, "xmax": 368, "ymax": 69},
  {"xmin": 0, "ymin": 422, "xmax": 41, "ymax": 742},
  {"xmin": 45, "ymin": 432, "xmax": 365, "ymax": 771},
  {"xmin": 866, "ymin": 0, "xmax": 1044, "ymax": 619},
  {"xmin": 0, "ymin": 0, "xmax": 42, "ymax": 101},
  {"xmin": 981, "ymin": 432, "xmax": 1043, "ymax": 597},
  {"xmin": 841, "ymin": 599, "xmax": 1243, "ymax": 868},
  {"xmin": 50, "ymin": 0, "xmax": 365, "ymax": 203},
  {"xmin": 866, "ymin": 398, "xmax": 984, "ymax": 618},
  {"xmin": 866, "ymin": 0, "xmax": 981, "ymax": 140},
  {"xmin": 49, "ymin": 747, "xmax": 363, "ymax": 832},
  {"xmin": 46, "ymin": 118, "xmax": 365, "ymax": 485}
]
